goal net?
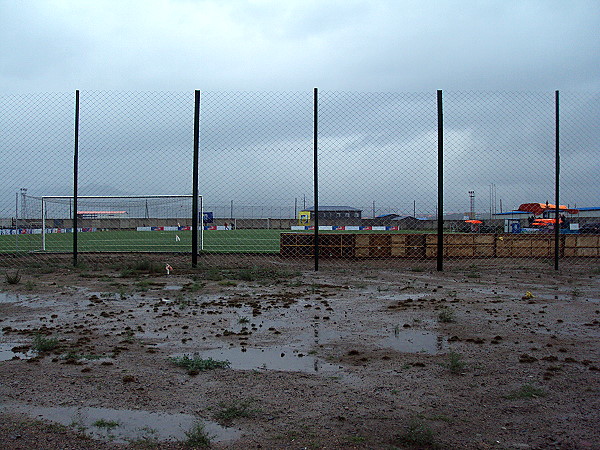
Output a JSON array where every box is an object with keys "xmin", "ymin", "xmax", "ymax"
[{"xmin": 30, "ymin": 195, "xmax": 203, "ymax": 253}]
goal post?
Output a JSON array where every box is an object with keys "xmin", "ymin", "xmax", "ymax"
[{"xmin": 38, "ymin": 195, "xmax": 203, "ymax": 253}]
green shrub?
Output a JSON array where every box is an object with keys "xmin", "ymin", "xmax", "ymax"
[
  {"xmin": 184, "ymin": 422, "xmax": 212, "ymax": 447},
  {"xmin": 32, "ymin": 333, "xmax": 60, "ymax": 352},
  {"xmin": 169, "ymin": 355, "xmax": 230, "ymax": 375}
]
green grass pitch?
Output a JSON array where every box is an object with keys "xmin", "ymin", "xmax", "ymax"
[
  {"xmin": 0, "ymin": 229, "xmax": 434, "ymax": 254},
  {"xmin": 0, "ymin": 229, "xmax": 282, "ymax": 254}
]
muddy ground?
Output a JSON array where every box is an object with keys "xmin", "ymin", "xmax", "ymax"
[{"xmin": 0, "ymin": 258, "xmax": 599, "ymax": 449}]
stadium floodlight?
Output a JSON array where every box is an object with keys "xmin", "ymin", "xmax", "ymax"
[{"xmin": 38, "ymin": 195, "xmax": 203, "ymax": 253}]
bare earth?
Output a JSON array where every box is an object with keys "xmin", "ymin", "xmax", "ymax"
[{"xmin": 0, "ymin": 259, "xmax": 599, "ymax": 449}]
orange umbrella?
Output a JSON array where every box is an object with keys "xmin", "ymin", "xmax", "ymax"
[{"xmin": 465, "ymin": 220, "xmax": 482, "ymax": 224}]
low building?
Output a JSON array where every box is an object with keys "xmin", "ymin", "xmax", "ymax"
[{"xmin": 302, "ymin": 206, "xmax": 362, "ymax": 220}]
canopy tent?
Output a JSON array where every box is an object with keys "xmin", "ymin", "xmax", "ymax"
[{"xmin": 517, "ymin": 203, "xmax": 578, "ymax": 215}]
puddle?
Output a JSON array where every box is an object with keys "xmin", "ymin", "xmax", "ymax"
[
  {"xmin": 163, "ymin": 285, "xmax": 183, "ymax": 291},
  {"xmin": 0, "ymin": 292, "xmax": 23, "ymax": 303},
  {"xmin": 0, "ymin": 403, "xmax": 241, "ymax": 444},
  {"xmin": 181, "ymin": 346, "xmax": 342, "ymax": 374},
  {"xmin": 0, "ymin": 342, "xmax": 34, "ymax": 361},
  {"xmin": 377, "ymin": 293, "xmax": 428, "ymax": 302},
  {"xmin": 379, "ymin": 330, "xmax": 446, "ymax": 354}
]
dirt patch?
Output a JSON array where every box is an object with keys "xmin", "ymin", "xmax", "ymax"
[{"xmin": 0, "ymin": 261, "xmax": 599, "ymax": 449}]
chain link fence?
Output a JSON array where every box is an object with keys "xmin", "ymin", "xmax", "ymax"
[{"xmin": 1, "ymin": 90, "xmax": 598, "ymax": 270}]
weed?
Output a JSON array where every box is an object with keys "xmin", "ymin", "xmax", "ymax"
[
  {"xmin": 136, "ymin": 280, "xmax": 151, "ymax": 292},
  {"xmin": 206, "ymin": 266, "xmax": 299, "ymax": 284},
  {"xmin": 218, "ymin": 280, "xmax": 237, "ymax": 287},
  {"xmin": 397, "ymin": 416, "xmax": 435, "ymax": 447},
  {"xmin": 504, "ymin": 383, "xmax": 547, "ymax": 400},
  {"xmin": 175, "ymin": 295, "xmax": 196, "ymax": 310},
  {"xmin": 64, "ymin": 352, "xmax": 102, "ymax": 361},
  {"xmin": 446, "ymin": 351, "xmax": 466, "ymax": 374},
  {"xmin": 69, "ymin": 411, "xmax": 87, "ymax": 433},
  {"xmin": 346, "ymin": 435, "xmax": 366, "ymax": 443},
  {"xmin": 32, "ymin": 333, "xmax": 60, "ymax": 352},
  {"xmin": 238, "ymin": 316, "xmax": 250, "ymax": 324},
  {"xmin": 64, "ymin": 351, "xmax": 80, "ymax": 362},
  {"xmin": 133, "ymin": 259, "xmax": 163, "ymax": 274},
  {"xmin": 170, "ymin": 355, "xmax": 230, "ymax": 374},
  {"xmin": 25, "ymin": 280, "xmax": 35, "ymax": 290},
  {"xmin": 232, "ymin": 267, "xmax": 299, "ymax": 283},
  {"xmin": 128, "ymin": 426, "xmax": 159, "ymax": 448},
  {"xmin": 120, "ymin": 268, "xmax": 137, "ymax": 278},
  {"xmin": 214, "ymin": 399, "xmax": 259, "ymax": 423},
  {"xmin": 93, "ymin": 419, "xmax": 120, "ymax": 429},
  {"xmin": 184, "ymin": 421, "xmax": 213, "ymax": 447},
  {"xmin": 438, "ymin": 307, "xmax": 455, "ymax": 323},
  {"xmin": 205, "ymin": 268, "xmax": 224, "ymax": 281},
  {"xmin": 4, "ymin": 270, "xmax": 21, "ymax": 284},
  {"xmin": 121, "ymin": 260, "xmax": 162, "ymax": 277},
  {"xmin": 183, "ymin": 281, "xmax": 205, "ymax": 292},
  {"xmin": 411, "ymin": 266, "xmax": 425, "ymax": 272},
  {"xmin": 79, "ymin": 272, "xmax": 98, "ymax": 279},
  {"xmin": 121, "ymin": 330, "xmax": 136, "ymax": 343},
  {"xmin": 571, "ymin": 288, "xmax": 581, "ymax": 298}
]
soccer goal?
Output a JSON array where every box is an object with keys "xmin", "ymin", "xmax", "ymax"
[{"xmin": 36, "ymin": 195, "xmax": 203, "ymax": 253}]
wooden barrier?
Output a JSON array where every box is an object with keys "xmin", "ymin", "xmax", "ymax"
[{"xmin": 280, "ymin": 233, "xmax": 600, "ymax": 258}]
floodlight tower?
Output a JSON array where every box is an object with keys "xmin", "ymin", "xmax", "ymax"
[
  {"xmin": 469, "ymin": 190, "xmax": 475, "ymax": 219},
  {"xmin": 20, "ymin": 188, "xmax": 28, "ymax": 220}
]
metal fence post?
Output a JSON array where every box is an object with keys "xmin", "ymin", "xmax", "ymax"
[
  {"xmin": 554, "ymin": 90, "xmax": 560, "ymax": 270},
  {"xmin": 313, "ymin": 87, "xmax": 319, "ymax": 271},
  {"xmin": 192, "ymin": 90, "xmax": 200, "ymax": 268},
  {"xmin": 437, "ymin": 90, "xmax": 444, "ymax": 271},
  {"xmin": 73, "ymin": 90, "xmax": 80, "ymax": 266}
]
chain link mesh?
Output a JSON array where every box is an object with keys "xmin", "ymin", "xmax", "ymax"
[{"xmin": 1, "ymin": 90, "xmax": 598, "ymax": 269}]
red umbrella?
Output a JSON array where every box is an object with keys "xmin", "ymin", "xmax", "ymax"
[{"xmin": 465, "ymin": 220, "xmax": 483, "ymax": 224}]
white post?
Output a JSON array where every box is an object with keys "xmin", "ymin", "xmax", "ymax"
[
  {"xmin": 42, "ymin": 197, "xmax": 46, "ymax": 251},
  {"xmin": 200, "ymin": 195, "xmax": 204, "ymax": 251}
]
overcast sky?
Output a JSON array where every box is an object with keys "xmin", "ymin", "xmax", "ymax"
[
  {"xmin": 1, "ymin": 0, "xmax": 599, "ymax": 93},
  {"xmin": 1, "ymin": 1, "xmax": 599, "ymax": 219}
]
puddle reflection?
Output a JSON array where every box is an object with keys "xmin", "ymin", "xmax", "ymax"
[
  {"xmin": 0, "ymin": 403, "xmax": 241, "ymax": 444},
  {"xmin": 380, "ymin": 330, "xmax": 446, "ymax": 354}
]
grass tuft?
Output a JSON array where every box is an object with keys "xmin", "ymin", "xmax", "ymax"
[
  {"xmin": 92, "ymin": 419, "xmax": 120, "ymax": 429},
  {"xmin": 184, "ymin": 421, "xmax": 213, "ymax": 447},
  {"xmin": 214, "ymin": 399, "xmax": 259, "ymax": 423},
  {"xmin": 504, "ymin": 383, "xmax": 547, "ymax": 400},
  {"xmin": 397, "ymin": 416, "xmax": 435, "ymax": 447},
  {"xmin": 4, "ymin": 270, "xmax": 21, "ymax": 284},
  {"xmin": 437, "ymin": 307, "xmax": 455, "ymax": 323},
  {"xmin": 445, "ymin": 351, "xmax": 466, "ymax": 374},
  {"xmin": 31, "ymin": 333, "xmax": 60, "ymax": 353},
  {"xmin": 169, "ymin": 355, "xmax": 230, "ymax": 375}
]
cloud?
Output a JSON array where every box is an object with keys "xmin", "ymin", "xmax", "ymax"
[{"xmin": 1, "ymin": 0, "xmax": 599, "ymax": 92}]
